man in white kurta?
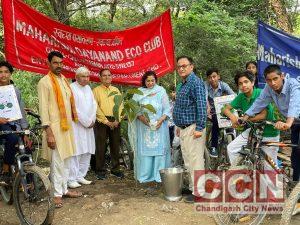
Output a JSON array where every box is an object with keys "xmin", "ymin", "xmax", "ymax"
[
  {"xmin": 38, "ymin": 51, "xmax": 82, "ymax": 208},
  {"xmin": 68, "ymin": 67, "xmax": 97, "ymax": 188}
]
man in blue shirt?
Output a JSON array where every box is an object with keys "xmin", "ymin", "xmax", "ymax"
[
  {"xmin": 173, "ymin": 56, "xmax": 207, "ymax": 203},
  {"xmin": 205, "ymin": 68, "xmax": 235, "ymax": 157},
  {"xmin": 244, "ymin": 64, "xmax": 300, "ymax": 182}
]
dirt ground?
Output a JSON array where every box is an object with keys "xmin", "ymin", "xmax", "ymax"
[{"xmin": 1, "ymin": 170, "xmax": 299, "ymax": 225}]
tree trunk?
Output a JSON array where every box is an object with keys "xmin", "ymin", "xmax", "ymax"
[
  {"xmin": 269, "ymin": 0, "xmax": 293, "ymax": 33},
  {"xmin": 109, "ymin": 0, "xmax": 118, "ymax": 23},
  {"xmin": 80, "ymin": 0, "xmax": 88, "ymax": 18},
  {"xmin": 48, "ymin": 0, "xmax": 70, "ymax": 24}
]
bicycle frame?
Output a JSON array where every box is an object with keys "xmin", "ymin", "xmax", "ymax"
[
  {"xmin": 238, "ymin": 121, "xmax": 297, "ymax": 187},
  {"xmin": 0, "ymin": 130, "xmax": 35, "ymax": 199}
]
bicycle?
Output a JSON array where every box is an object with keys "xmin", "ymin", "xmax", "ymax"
[
  {"xmin": 0, "ymin": 120, "xmax": 54, "ymax": 225},
  {"xmin": 212, "ymin": 120, "xmax": 297, "ymax": 225},
  {"xmin": 206, "ymin": 115, "xmax": 236, "ymax": 171},
  {"xmin": 0, "ymin": 109, "xmax": 42, "ymax": 203}
]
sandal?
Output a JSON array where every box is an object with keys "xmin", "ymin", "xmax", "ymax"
[
  {"xmin": 63, "ymin": 190, "xmax": 83, "ymax": 198},
  {"xmin": 53, "ymin": 197, "xmax": 63, "ymax": 208}
]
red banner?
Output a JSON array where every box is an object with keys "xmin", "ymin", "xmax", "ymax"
[{"xmin": 2, "ymin": 0, "xmax": 175, "ymax": 85}]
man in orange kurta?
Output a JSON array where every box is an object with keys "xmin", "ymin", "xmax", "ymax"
[{"xmin": 37, "ymin": 51, "xmax": 82, "ymax": 208}]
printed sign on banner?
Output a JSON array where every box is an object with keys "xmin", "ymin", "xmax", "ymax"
[
  {"xmin": 213, "ymin": 94, "xmax": 237, "ymax": 128},
  {"xmin": 0, "ymin": 85, "xmax": 22, "ymax": 121},
  {"xmin": 2, "ymin": 0, "xmax": 175, "ymax": 86},
  {"xmin": 257, "ymin": 21, "xmax": 300, "ymax": 88}
]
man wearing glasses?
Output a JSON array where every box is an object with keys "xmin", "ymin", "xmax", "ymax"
[
  {"xmin": 93, "ymin": 69, "xmax": 124, "ymax": 180},
  {"xmin": 173, "ymin": 56, "xmax": 207, "ymax": 203}
]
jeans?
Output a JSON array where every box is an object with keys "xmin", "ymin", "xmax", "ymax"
[
  {"xmin": 0, "ymin": 124, "xmax": 18, "ymax": 165},
  {"xmin": 211, "ymin": 114, "xmax": 219, "ymax": 149}
]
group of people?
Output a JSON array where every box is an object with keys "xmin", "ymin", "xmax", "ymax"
[
  {"xmin": 1, "ymin": 51, "xmax": 300, "ymax": 209},
  {"xmin": 165, "ymin": 57, "xmax": 300, "ymax": 206}
]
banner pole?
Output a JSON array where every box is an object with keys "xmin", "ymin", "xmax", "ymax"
[{"xmin": 174, "ymin": 71, "xmax": 177, "ymax": 87}]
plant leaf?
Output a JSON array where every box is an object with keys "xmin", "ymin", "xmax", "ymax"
[
  {"xmin": 128, "ymin": 110, "xmax": 136, "ymax": 122},
  {"xmin": 108, "ymin": 91, "xmax": 118, "ymax": 98},
  {"xmin": 143, "ymin": 112, "xmax": 150, "ymax": 122},
  {"xmin": 142, "ymin": 104, "xmax": 156, "ymax": 114},
  {"xmin": 113, "ymin": 95, "xmax": 123, "ymax": 121},
  {"xmin": 127, "ymin": 88, "xmax": 143, "ymax": 95}
]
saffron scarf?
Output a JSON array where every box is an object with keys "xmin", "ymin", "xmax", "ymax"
[{"xmin": 49, "ymin": 71, "xmax": 78, "ymax": 131}]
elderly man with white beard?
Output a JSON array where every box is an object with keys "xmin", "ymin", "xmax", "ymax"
[{"xmin": 67, "ymin": 67, "xmax": 97, "ymax": 188}]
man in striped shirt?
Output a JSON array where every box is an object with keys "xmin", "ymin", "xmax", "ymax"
[{"xmin": 173, "ymin": 56, "xmax": 207, "ymax": 203}]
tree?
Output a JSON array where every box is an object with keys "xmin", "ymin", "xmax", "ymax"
[
  {"xmin": 171, "ymin": 0, "xmax": 256, "ymax": 88},
  {"xmin": 269, "ymin": 0, "xmax": 293, "ymax": 32}
]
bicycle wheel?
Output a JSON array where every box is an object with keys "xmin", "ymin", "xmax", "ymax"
[
  {"xmin": 0, "ymin": 185, "xmax": 13, "ymax": 204},
  {"xmin": 280, "ymin": 182, "xmax": 300, "ymax": 225},
  {"xmin": 0, "ymin": 164, "xmax": 15, "ymax": 205},
  {"xmin": 120, "ymin": 138, "xmax": 133, "ymax": 170},
  {"xmin": 13, "ymin": 165, "xmax": 54, "ymax": 225},
  {"xmin": 212, "ymin": 165, "xmax": 267, "ymax": 225}
]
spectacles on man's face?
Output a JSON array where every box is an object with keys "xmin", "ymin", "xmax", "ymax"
[{"xmin": 176, "ymin": 64, "xmax": 191, "ymax": 70}]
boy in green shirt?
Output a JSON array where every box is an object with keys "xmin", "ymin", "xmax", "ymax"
[{"xmin": 222, "ymin": 71, "xmax": 279, "ymax": 169}]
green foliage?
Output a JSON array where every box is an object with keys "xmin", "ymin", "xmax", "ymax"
[
  {"xmin": 212, "ymin": 0, "xmax": 269, "ymax": 21},
  {"xmin": 172, "ymin": 0, "xmax": 256, "ymax": 88},
  {"xmin": 109, "ymin": 88, "xmax": 156, "ymax": 122},
  {"xmin": 12, "ymin": 71, "xmax": 41, "ymax": 112},
  {"xmin": 11, "ymin": 71, "xmax": 41, "ymax": 127}
]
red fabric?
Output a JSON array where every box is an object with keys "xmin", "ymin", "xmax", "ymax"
[{"xmin": 2, "ymin": 0, "xmax": 175, "ymax": 86}]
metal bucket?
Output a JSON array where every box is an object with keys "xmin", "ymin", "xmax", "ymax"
[{"xmin": 160, "ymin": 167, "xmax": 184, "ymax": 201}]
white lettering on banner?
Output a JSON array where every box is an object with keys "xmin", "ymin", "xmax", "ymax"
[
  {"xmin": 16, "ymin": 20, "xmax": 59, "ymax": 46},
  {"xmin": 125, "ymin": 46, "xmax": 142, "ymax": 59},
  {"xmin": 257, "ymin": 44, "xmax": 300, "ymax": 69},
  {"xmin": 113, "ymin": 71, "xmax": 144, "ymax": 79},
  {"xmin": 31, "ymin": 56, "xmax": 47, "ymax": 65},
  {"xmin": 72, "ymin": 33, "xmax": 94, "ymax": 45},
  {"xmin": 53, "ymin": 28, "xmax": 72, "ymax": 41},
  {"xmin": 143, "ymin": 36, "xmax": 161, "ymax": 53},
  {"xmin": 147, "ymin": 64, "xmax": 159, "ymax": 71},
  {"xmin": 74, "ymin": 47, "xmax": 124, "ymax": 62},
  {"xmin": 97, "ymin": 37, "xmax": 123, "ymax": 47},
  {"xmin": 102, "ymin": 61, "xmax": 134, "ymax": 70}
]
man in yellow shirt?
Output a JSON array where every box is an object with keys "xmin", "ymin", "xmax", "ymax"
[{"xmin": 93, "ymin": 69, "xmax": 124, "ymax": 180}]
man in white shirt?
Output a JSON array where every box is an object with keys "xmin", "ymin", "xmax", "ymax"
[{"xmin": 68, "ymin": 67, "xmax": 97, "ymax": 188}]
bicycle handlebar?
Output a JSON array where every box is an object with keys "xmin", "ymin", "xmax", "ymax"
[
  {"xmin": 237, "ymin": 119, "xmax": 274, "ymax": 127},
  {"xmin": 25, "ymin": 110, "xmax": 41, "ymax": 124},
  {"xmin": 0, "ymin": 130, "xmax": 31, "ymax": 136}
]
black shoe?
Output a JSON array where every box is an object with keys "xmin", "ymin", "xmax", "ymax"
[
  {"xmin": 184, "ymin": 194, "xmax": 195, "ymax": 203},
  {"xmin": 96, "ymin": 173, "xmax": 107, "ymax": 180},
  {"xmin": 182, "ymin": 188, "xmax": 192, "ymax": 195},
  {"xmin": 111, "ymin": 171, "xmax": 124, "ymax": 179}
]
